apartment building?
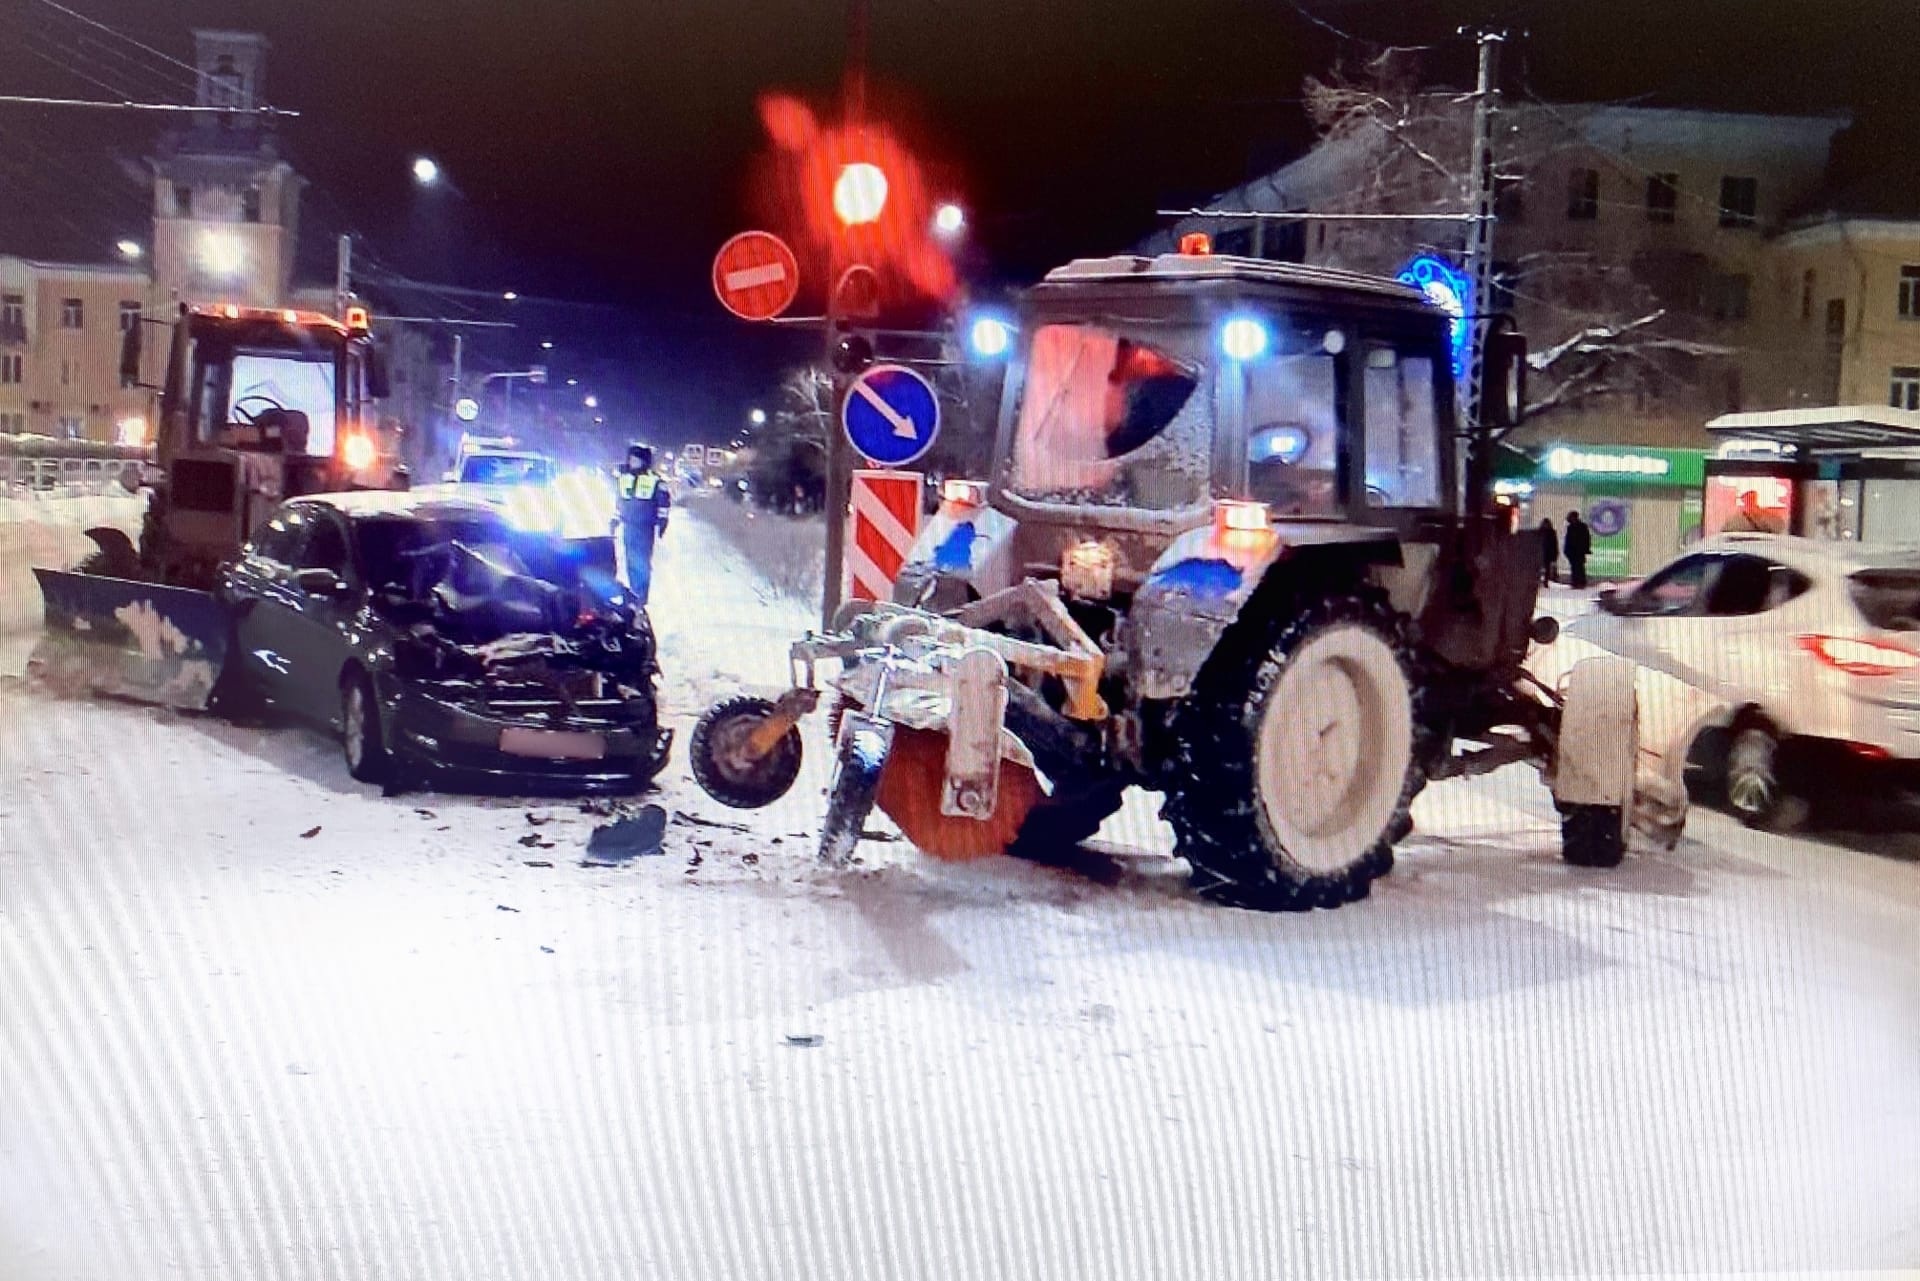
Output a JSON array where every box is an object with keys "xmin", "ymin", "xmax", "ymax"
[{"xmin": 0, "ymin": 258, "xmax": 160, "ymax": 442}]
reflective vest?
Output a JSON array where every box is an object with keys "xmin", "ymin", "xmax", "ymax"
[{"xmin": 618, "ymin": 472, "xmax": 660, "ymax": 500}]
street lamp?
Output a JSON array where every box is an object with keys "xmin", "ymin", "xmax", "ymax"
[
  {"xmin": 411, "ymin": 156, "xmax": 441, "ymax": 186},
  {"xmin": 502, "ymin": 290, "xmax": 519, "ymax": 302},
  {"xmin": 584, "ymin": 394, "xmax": 599, "ymax": 410},
  {"xmin": 115, "ymin": 239, "xmax": 142, "ymax": 261},
  {"xmin": 540, "ymin": 340, "xmax": 554, "ymax": 350},
  {"xmin": 933, "ymin": 202, "xmax": 965, "ymax": 237},
  {"xmin": 833, "ymin": 162, "xmax": 888, "ymax": 226},
  {"xmin": 748, "ymin": 407, "xmax": 767, "ymax": 427}
]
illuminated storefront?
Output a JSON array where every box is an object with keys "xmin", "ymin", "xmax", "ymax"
[{"xmin": 1511, "ymin": 444, "xmax": 1708, "ymax": 579}]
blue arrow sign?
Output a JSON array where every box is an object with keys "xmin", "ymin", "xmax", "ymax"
[{"xmin": 842, "ymin": 363, "xmax": 940, "ymax": 467}]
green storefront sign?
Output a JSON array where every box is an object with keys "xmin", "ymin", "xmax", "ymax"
[
  {"xmin": 1539, "ymin": 445, "xmax": 1706, "ymax": 489},
  {"xmin": 1528, "ymin": 445, "xmax": 1709, "ymax": 581}
]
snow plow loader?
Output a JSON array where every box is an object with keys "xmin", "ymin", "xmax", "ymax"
[
  {"xmin": 30, "ymin": 303, "xmax": 394, "ymax": 709},
  {"xmin": 689, "ymin": 247, "xmax": 1687, "ymax": 910}
]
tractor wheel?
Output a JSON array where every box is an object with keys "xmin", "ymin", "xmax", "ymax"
[
  {"xmin": 1007, "ymin": 778, "xmax": 1128, "ymax": 866},
  {"xmin": 689, "ymin": 695, "xmax": 804, "ymax": 809},
  {"xmin": 1164, "ymin": 595, "xmax": 1422, "ymax": 911}
]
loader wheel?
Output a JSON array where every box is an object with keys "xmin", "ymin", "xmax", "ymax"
[
  {"xmin": 341, "ymin": 670, "xmax": 393, "ymax": 786},
  {"xmin": 1559, "ymin": 803, "xmax": 1627, "ymax": 868},
  {"xmin": 689, "ymin": 695, "xmax": 803, "ymax": 809},
  {"xmin": 1164, "ymin": 595, "xmax": 1421, "ymax": 912}
]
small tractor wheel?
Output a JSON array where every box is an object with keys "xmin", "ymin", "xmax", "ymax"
[
  {"xmin": 689, "ymin": 695, "xmax": 804, "ymax": 809},
  {"xmin": 1007, "ymin": 778, "xmax": 1128, "ymax": 865},
  {"xmin": 1559, "ymin": 802, "xmax": 1628, "ymax": 868},
  {"xmin": 1165, "ymin": 595, "xmax": 1422, "ymax": 912}
]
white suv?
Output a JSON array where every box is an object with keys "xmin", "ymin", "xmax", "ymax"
[{"xmin": 1560, "ymin": 534, "xmax": 1920, "ymax": 827}]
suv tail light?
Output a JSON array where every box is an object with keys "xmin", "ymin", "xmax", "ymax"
[{"xmin": 1795, "ymin": 634, "xmax": 1920, "ymax": 677}]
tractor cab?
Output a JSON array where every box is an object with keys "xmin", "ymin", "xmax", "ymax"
[{"xmin": 121, "ymin": 303, "xmax": 392, "ymax": 585}]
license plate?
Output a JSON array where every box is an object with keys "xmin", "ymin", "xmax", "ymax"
[{"xmin": 499, "ymin": 726, "xmax": 606, "ymax": 760}]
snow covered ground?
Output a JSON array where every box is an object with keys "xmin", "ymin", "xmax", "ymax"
[{"xmin": 2, "ymin": 505, "xmax": 1916, "ymax": 1280}]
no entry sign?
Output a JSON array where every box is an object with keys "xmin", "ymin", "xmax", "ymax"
[{"xmin": 712, "ymin": 231, "xmax": 800, "ymax": 321}]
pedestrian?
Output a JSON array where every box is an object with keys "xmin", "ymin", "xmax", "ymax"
[
  {"xmin": 1564, "ymin": 509, "xmax": 1592, "ymax": 589},
  {"xmin": 615, "ymin": 442, "xmax": 671, "ymax": 607},
  {"xmin": 1539, "ymin": 516, "xmax": 1559, "ymax": 586}
]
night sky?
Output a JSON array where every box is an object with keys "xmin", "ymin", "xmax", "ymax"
[{"xmin": 3, "ymin": 0, "xmax": 1916, "ymax": 443}]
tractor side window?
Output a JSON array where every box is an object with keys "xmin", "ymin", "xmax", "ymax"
[
  {"xmin": 297, "ymin": 515, "xmax": 351, "ymax": 579},
  {"xmin": 1243, "ymin": 353, "xmax": 1339, "ymax": 516},
  {"xmin": 1363, "ymin": 350, "xmax": 1442, "ymax": 508},
  {"xmin": 1008, "ymin": 323, "xmax": 1212, "ymax": 511}
]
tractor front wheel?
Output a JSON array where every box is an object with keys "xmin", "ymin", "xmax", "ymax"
[{"xmin": 1164, "ymin": 596, "xmax": 1421, "ymax": 911}]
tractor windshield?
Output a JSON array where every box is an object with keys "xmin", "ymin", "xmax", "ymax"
[
  {"xmin": 226, "ymin": 350, "xmax": 338, "ymax": 456},
  {"xmin": 1005, "ymin": 321, "xmax": 1213, "ymax": 511}
]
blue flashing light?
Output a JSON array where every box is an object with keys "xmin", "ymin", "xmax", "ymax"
[
  {"xmin": 1219, "ymin": 315, "xmax": 1270, "ymax": 361},
  {"xmin": 1148, "ymin": 557, "xmax": 1245, "ymax": 600},
  {"xmin": 1395, "ymin": 253, "xmax": 1472, "ymax": 379},
  {"xmin": 969, "ymin": 316, "xmax": 1012, "ymax": 359}
]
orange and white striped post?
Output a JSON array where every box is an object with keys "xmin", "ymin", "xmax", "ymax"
[{"xmin": 846, "ymin": 469, "xmax": 923, "ymax": 603}]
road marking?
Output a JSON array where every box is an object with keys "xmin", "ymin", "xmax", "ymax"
[
  {"xmin": 852, "ymin": 380, "xmax": 918, "ymax": 438},
  {"xmin": 723, "ymin": 262, "xmax": 788, "ymax": 291}
]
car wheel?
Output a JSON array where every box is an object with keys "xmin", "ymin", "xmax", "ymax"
[
  {"xmin": 1725, "ymin": 723, "xmax": 1807, "ymax": 831},
  {"xmin": 341, "ymin": 670, "xmax": 393, "ymax": 786}
]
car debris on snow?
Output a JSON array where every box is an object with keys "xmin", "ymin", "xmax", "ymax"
[
  {"xmin": 496, "ymin": 904, "xmax": 519, "ymax": 913},
  {"xmin": 525, "ymin": 811, "xmax": 553, "ymax": 826},
  {"xmin": 584, "ymin": 804, "xmax": 667, "ymax": 862},
  {"xmin": 672, "ymin": 809, "xmax": 752, "ymax": 834},
  {"xmin": 784, "ymin": 1034, "xmax": 823, "ymax": 1048},
  {"xmin": 522, "ymin": 859, "xmax": 554, "ymax": 869},
  {"xmin": 299, "ymin": 826, "xmax": 321, "ymax": 839}
]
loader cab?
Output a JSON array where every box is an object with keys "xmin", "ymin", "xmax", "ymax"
[{"xmin": 992, "ymin": 253, "xmax": 1462, "ymax": 544}]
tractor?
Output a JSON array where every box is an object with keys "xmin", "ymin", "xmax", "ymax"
[{"xmin": 688, "ymin": 247, "xmax": 1685, "ymax": 910}]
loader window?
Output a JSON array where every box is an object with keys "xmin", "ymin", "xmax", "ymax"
[
  {"xmin": 1007, "ymin": 322, "xmax": 1212, "ymax": 511},
  {"xmin": 227, "ymin": 351, "xmax": 338, "ymax": 458}
]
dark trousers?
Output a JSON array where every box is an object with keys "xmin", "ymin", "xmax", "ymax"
[
  {"xmin": 1569, "ymin": 555, "xmax": 1588, "ymax": 589},
  {"xmin": 1543, "ymin": 560, "xmax": 1556, "ymax": 586},
  {"xmin": 621, "ymin": 526, "xmax": 657, "ymax": 607}
]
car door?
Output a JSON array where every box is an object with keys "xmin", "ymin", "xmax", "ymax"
[
  {"xmin": 277, "ymin": 508, "xmax": 363, "ymax": 726},
  {"xmin": 1574, "ymin": 553, "xmax": 1720, "ymax": 681},
  {"xmin": 223, "ymin": 503, "xmax": 312, "ymax": 707},
  {"xmin": 1701, "ymin": 555, "xmax": 1815, "ymax": 716}
]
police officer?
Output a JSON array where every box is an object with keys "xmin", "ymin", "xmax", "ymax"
[{"xmin": 615, "ymin": 442, "xmax": 671, "ymax": 607}]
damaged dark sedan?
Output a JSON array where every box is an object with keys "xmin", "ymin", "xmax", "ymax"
[{"xmin": 217, "ymin": 492, "xmax": 670, "ymax": 793}]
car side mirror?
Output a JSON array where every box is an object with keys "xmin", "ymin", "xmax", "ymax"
[
  {"xmin": 1597, "ymin": 586, "xmax": 1634, "ymax": 616},
  {"xmin": 119, "ymin": 319, "xmax": 143, "ymax": 385},
  {"xmin": 294, "ymin": 567, "xmax": 350, "ymax": 597}
]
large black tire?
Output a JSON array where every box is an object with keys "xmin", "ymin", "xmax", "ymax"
[
  {"xmin": 341, "ymin": 669, "xmax": 394, "ymax": 787},
  {"xmin": 1163, "ymin": 594, "xmax": 1423, "ymax": 912},
  {"xmin": 1560, "ymin": 803, "xmax": 1627, "ymax": 868},
  {"xmin": 1008, "ymin": 779, "xmax": 1128, "ymax": 865},
  {"xmin": 689, "ymin": 695, "xmax": 804, "ymax": 809}
]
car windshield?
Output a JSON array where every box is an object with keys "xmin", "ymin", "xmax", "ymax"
[
  {"xmin": 1848, "ymin": 567, "xmax": 1920, "ymax": 630},
  {"xmin": 1004, "ymin": 320, "xmax": 1212, "ymax": 511},
  {"xmin": 459, "ymin": 454, "xmax": 552, "ymax": 485},
  {"xmin": 356, "ymin": 515, "xmax": 526, "ymax": 590}
]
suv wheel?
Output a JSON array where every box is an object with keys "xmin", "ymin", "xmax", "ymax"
[
  {"xmin": 1165, "ymin": 595, "xmax": 1422, "ymax": 911},
  {"xmin": 1725, "ymin": 723, "xmax": 1808, "ymax": 831}
]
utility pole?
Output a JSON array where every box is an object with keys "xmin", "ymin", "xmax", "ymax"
[
  {"xmin": 334, "ymin": 234, "xmax": 352, "ymax": 320},
  {"xmin": 820, "ymin": 0, "xmax": 870, "ymax": 630},
  {"xmin": 1462, "ymin": 30, "xmax": 1503, "ymax": 437}
]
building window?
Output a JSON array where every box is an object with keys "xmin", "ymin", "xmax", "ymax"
[
  {"xmin": 1719, "ymin": 176, "xmax": 1758, "ymax": 228},
  {"xmin": 1, "ymin": 291, "xmax": 22, "ymax": 336},
  {"xmin": 1566, "ymin": 167, "xmax": 1599, "ymax": 221},
  {"xmin": 60, "ymin": 298, "xmax": 83, "ymax": 329},
  {"xmin": 1899, "ymin": 265, "xmax": 1920, "ymax": 319},
  {"xmin": 0, "ymin": 353, "xmax": 21, "ymax": 384},
  {"xmin": 1802, "ymin": 270, "xmax": 1815, "ymax": 321},
  {"xmin": 0, "ymin": 411, "xmax": 24, "ymax": 434},
  {"xmin": 1705, "ymin": 273, "xmax": 1751, "ymax": 321},
  {"xmin": 174, "ymin": 183, "xmax": 193, "ymax": 216},
  {"xmin": 1827, "ymin": 298, "xmax": 1847, "ymax": 340},
  {"xmin": 57, "ymin": 415, "xmax": 83, "ymax": 439},
  {"xmin": 1894, "ymin": 367, "xmax": 1920, "ymax": 411},
  {"xmin": 60, "ymin": 357, "xmax": 78, "ymax": 387},
  {"xmin": 1493, "ymin": 176, "xmax": 1524, "ymax": 223},
  {"xmin": 1645, "ymin": 173, "xmax": 1678, "ymax": 223},
  {"xmin": 119, "ymin": 300, "xmax": 142, "ymax": 333},
  {"xmin": 242, "ymin": 187, "xmax": 262, "ymax": 223}
]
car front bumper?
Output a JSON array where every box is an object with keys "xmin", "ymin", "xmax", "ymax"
[{"xmin": 382, "ymin": 684, "xmax": 672, "ymax": 795}]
